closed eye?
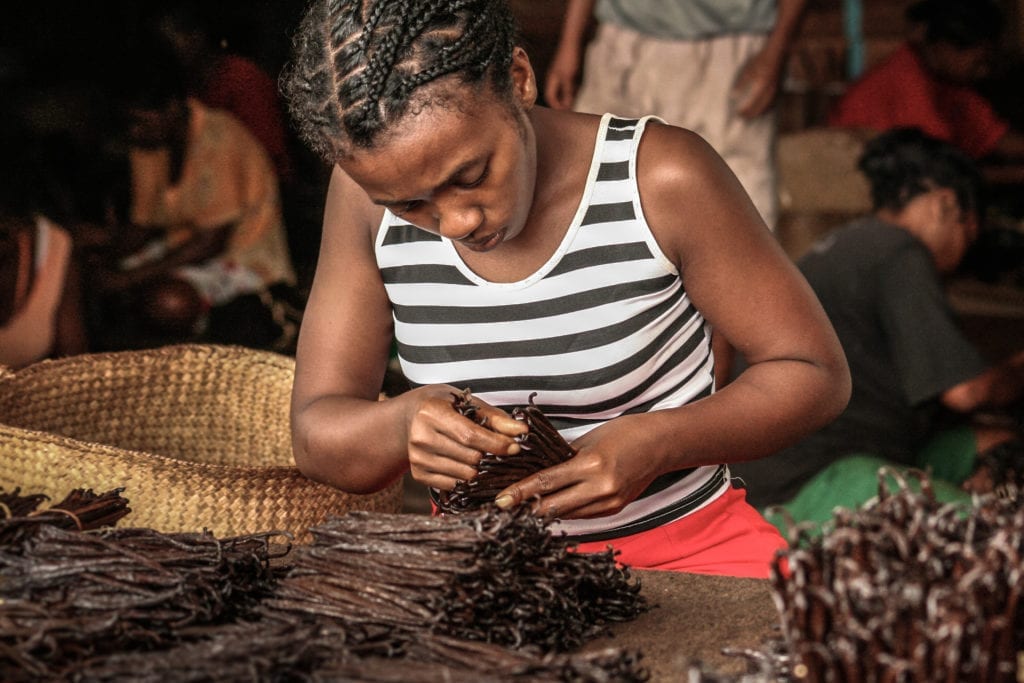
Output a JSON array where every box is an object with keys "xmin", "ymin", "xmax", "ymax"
[
  {"xmin": 455, "ymin": 165, "xmax": 489, "ymax": 189},
  {"xmin": 392, "ymin": 200, "xmax": 422, "ymax": 216}
]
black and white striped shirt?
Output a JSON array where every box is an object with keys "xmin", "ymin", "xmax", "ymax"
[{"xmin": 375, "ymin": 114, "xmax": 728, "ymax": 541}]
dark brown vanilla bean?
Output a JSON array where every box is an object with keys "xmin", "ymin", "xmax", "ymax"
[
  {"xmin": 437, "ymin": 390, "xmax": 578, "ymax": 514},
  {"xmin": 0, "ymin": 523, "xmax": 289, "ymax": 677}
]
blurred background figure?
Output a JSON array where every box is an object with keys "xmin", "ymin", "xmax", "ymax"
[
  {"xmin": 732, "ymin": 128, "xmax": 1024, "ymax": 529},
  {"xmin": 0, "ymin": 134, "xmax": 89, "ymax": 368},
  {"xmin": 95, "ymin": 45, "xmax": 296, "ymax": 350},
  {"xmin": 153, "ymin": 2, "xmax": 294, "ymax": 184},
  {"xmin": 829, "ymin": 0, "xmax": 1024, "ymax": 162}
]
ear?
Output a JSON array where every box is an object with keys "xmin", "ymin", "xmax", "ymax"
[
  {"xmin": 509, "ymin": 46, "xmax": 538, "ymax": 110},
  {"xmin": 933, "ymin": 187, "xmax": 961, "ymax": 225}
]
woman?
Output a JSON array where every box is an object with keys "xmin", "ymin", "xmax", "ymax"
[{"xmin": 282, "ymin": 0, "xmax": 849, "ymax": 576}]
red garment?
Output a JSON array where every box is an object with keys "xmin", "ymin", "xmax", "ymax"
[
  {"xmin": 572, "ymin": 485, "xmax": 787, "ymax": 578},
  {"xmin": 828, "ymin": 44, "xmax": 1008, "ymax": 159},
  {"xmin": 200, "ymin": 54, "xmax": 293, "ymax": 182}
]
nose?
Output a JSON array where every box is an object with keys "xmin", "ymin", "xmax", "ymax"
[{"xmin": 436, "ymin": 201, "xmax": 484, "ymax": 242}]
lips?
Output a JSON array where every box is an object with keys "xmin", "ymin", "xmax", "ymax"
[{"xmin": 461, "ymin": 227, "xmax": 506, "ymax": 252}]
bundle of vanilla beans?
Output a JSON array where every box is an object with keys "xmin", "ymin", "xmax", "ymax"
[
  {"xmin": 436, "ymin": 390, "xmax": 577, "ymax": 513},
  {"xmin": 0, "ymin": 522, "xmax": 289, "ymax": 679},
  {"xmin": 738, "ymin": 469, "xmax": 1024, "ymax": 682},
  {"xmin": 0, "ymin": 486, "xmax": 132, "ymax": 544},
  {"xmin": 61, "ymin": 618, "xmax": 647, "ymax": 682},
  {"xmin": 666, "ymin": 474, "xmax": 1024, "ymax": 683},
  {"xmin": 2, "ymin": 486, "xmax": 648, "ymax": 682},
  {"xmin": 263, "ymin": 505, "xmax": 648, "ymax": 653}
]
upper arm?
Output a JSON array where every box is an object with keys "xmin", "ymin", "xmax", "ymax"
[
  {"xmin": 635, "ymin": 122, "xmax": 842, "ymax": 370},
  {"xmin": 292, "ymin": 165, "xmax": 394, "ymax": 414}
]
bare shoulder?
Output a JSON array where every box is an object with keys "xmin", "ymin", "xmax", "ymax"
[
  {"xmin": 635, "ymin": 120, "xmax": 737, "ymax": 199},
  {"xmin": 634, "ymin": 120, "xmax": 768, "ymax": 265}
]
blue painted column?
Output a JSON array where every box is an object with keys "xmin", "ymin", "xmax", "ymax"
[{"xmin": 843, "ymin": 0, "xmax": 865, "ymax": 78}]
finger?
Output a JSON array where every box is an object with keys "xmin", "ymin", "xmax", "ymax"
[
  {"xmin": 494, "ymin": 466, "xmax": 566, "ymax": 510},
  {"xmin": 408, "ymin": 443, "xmax": 481, "ymax": 482},
  {"xmin": 475, "ymin": 404, "xmax": 528, "ymax": 439},
  {"xmin": 421, "ymin": 403, "xmax": 520, "ymax": 459},
  {"xmin": 412, "ymin": 469, "xmax": 476, "ymax": 493}
]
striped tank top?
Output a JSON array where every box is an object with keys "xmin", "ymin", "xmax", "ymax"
[{"xmin": 375, "ymin": 114, "xmax": 729, "ymax": 541}]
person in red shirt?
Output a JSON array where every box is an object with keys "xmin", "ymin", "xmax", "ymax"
[{"xmin": 829, "ymin": 0, "xmax": 1024, "ymax": 161}]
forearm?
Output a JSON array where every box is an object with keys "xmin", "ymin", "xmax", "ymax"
[
  {"xmin": 634, "ymin": 356, "xmax": 849, "ymax": 472},
  {"xmin": 292, "ymin": 391, "xmax": 420, "ymax": 494},
  {"xmin": 762, "ymin": 0, "xmax": 809, "ymax": 62},
  {"xmin": 554, "ymin": 0, "xmax": 596, "ymax": 58},
  {"xmin": 944, "ymin": 350, "xmax": 1024, "ymax": 412},
  {"xmin": 118, "ymin": 226, "xmax": 229, "ymax": 284}
]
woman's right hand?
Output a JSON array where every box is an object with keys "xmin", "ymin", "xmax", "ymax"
[{"xmin": 404, "ymin": 386, "xmax": 527, "ymax": 492}]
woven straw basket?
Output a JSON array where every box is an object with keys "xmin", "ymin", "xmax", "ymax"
[{"xmin": 0, "ymin": 344, "xmax": 403, "ymax": 540}]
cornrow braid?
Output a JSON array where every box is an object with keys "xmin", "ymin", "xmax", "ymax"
[{"xmin": 282, "ymin": 0, "xmax": 518, "ymax": 160}]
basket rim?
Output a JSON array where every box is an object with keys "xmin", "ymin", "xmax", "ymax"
[
  {"xmin": 0, "ymin": 421, "xmax": 312, "ymax": 477},
  {"xmin": 4, "ymin": 343, "xmax": 294, "ymax": 381}
]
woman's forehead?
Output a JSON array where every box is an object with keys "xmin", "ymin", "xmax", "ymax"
[{"xmin": 340, "ymin": 105, "xmax": 495, "ymax": 199}]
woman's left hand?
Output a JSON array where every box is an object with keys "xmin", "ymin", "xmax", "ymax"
[{"xmin": 494, "ymin": 414, "xmax": 665, "ymax": 520}]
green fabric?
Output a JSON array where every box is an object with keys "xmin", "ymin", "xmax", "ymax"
[
  {"xmin": 763, "ymin": 426, "xmax": 977, "ymax": 535},
  {"xmin": 915, "ymin": 425, "xmax": 978, "ymax": 483}
]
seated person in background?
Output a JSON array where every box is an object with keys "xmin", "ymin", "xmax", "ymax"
[
  {"xmin": 153, "ymin": 3, "xmax": 294, "ymax": 184},
  {"xmin": 0, "ymin": 137, "xmax": 89, "ymax": 368},
  {"xmin": 100, "ymin": 46, "xmax": 296, "ymax": 341},
  {"xmin": 732, "ymin": 128, "xmax": 1024, "ymax": 528},
  {"xmin": 829, "ymin": 0, "xmax": 1024, "ymax": 162}
]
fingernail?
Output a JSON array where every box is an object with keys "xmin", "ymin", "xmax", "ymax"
[
  {"xmin": 507, "ymin": 443, "xmax": 520, "ymax": 456},
  {"xmin": 495, "ymin": 494, "xmax": 514, "ymax": 509}
]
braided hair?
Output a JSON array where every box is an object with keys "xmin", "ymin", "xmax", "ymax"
[{"xmin": 282, "ymin": 0, "xmax": 518, "ymax": 160}]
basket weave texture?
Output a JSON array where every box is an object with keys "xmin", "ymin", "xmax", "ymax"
[{"xmin": 0, "ymin": 344, "xmax": 403, "ymax": 539}]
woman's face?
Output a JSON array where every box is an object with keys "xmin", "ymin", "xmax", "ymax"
[{"xmin": 339, "ymin": 49, "xmax": 538, "ymax": 253}]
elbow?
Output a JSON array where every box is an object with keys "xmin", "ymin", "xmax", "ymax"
[
  {"xmin": 831, "ymin": 362, "xmax": 853, "ymax": 420},
  {"xmin": 291, "ymin": 425, "xmax": 393, "ymax": 496},
  {"xmin": 813, "ymin": 353, "xmax": 852, "ymax": 427}
]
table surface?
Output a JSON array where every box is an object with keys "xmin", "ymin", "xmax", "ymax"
[{"xmin": 580, "ymin": 570, "xmax": 781, "ymax": 681}]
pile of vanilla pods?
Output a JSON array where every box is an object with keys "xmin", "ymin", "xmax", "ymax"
[
  {"xmin": 673, "ymin": 472, "xmax": 1024, "ymax": 682},
  {"xmin": 0, "ymin": 488, "xmax": 288, "ymax": 680},
  {"xmin": 0, "ymin": 486, "xmax": 131, "ymax": 543},
  {"xmin": 65, "ymin": 619, "xmax": 645, "ymax": 682},
  {"xmin": 263, "ymin": 505, "xmax": 648, "ymax": 652},
  {"xmin": 688, "ymin": 470, "xmax": 1024, "ymax": 682},
  {"xmin": 435, "ymin": 390, "xmax": 577, "ymax": 513},
  {"xmin": 1, "ymin": 487, "xmax": 649, "ymax": 682}
]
